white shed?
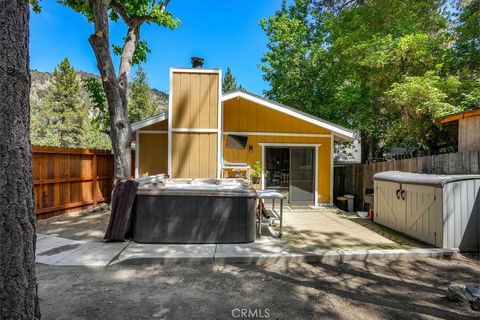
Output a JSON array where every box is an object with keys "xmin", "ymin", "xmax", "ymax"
[{"xmin": 373, "ymin": 171, "xmax": 480, "ymax": 251}]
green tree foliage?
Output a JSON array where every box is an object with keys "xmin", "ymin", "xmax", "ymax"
[
  {"xmin": 31, "ymin": 58, "xmax": 86, "ymax": 147},
  {"xmin": 129, "ymin": 66, "xmax": 157, "ymax": 122},
  {"xmin": 84, "ymin": 67, "xmax": 159, "ymax": 126},
  {"xmin": 222, "ymin": 67, "xmax": 244, "ymax": 93},
  {"xmin": 261, "ymin": 0, "xmax": 478, "ymax": 158},
  {"xmin": 31, "ymin": 59, "xmax": 111, "ymax": 149},
  {"xmin": 31, "ymin": 0, "xmax": 180, "ymax": 181},
  {"xmin": 452, "ymin": 0, "xmax": 480, "ymax": 75},
  {"xmin": 81, "ymin": 120, "xmax": 112, "ymax": 150},
  {"xmin": 385, "ymin": 72, "xmax": 462, "ymax": 153},
  {"xmin": 83, "ymin": 76, "xmax": 109, "ymax": 132},
  {"xmin": 450, "ymin": 0, "xmax": 480, "ymax": 111}
]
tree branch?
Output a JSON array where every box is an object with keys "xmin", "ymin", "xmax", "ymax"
[
  {"xmin": 88, "ymin": 0, "xmax": 118, "ymax": 100},
  {"xmin": 110, "ymin": 0, "xmax": 132, "ymax": 24},
  {"xmin": 135, "ymin": 0, "xmax": 171, "ymax": 24},
  {"xmin": 117, "ymin": 25, "xmax": 140, "ymax": 104},
  {"xmin": 162, "ymin": 0, "xmax": 171, "ymax": 12}
]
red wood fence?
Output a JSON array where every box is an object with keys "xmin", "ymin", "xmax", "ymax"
[{"xmin": 32, "ymin": 146, "xmax": 114, "ymax": 218}]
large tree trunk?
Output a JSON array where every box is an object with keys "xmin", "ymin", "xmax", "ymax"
[{"xmin": 0, "ymin": 0, "xmax": 41, "ymax": 319}]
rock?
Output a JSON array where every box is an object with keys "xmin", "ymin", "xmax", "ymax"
[
  {"xmin": 448, "ymin": 284, "xmax": 469, "ymax": 302},
  {"xmin": 448, "ymin": 283, "xmax": 480, "ymax": 311},
  {"xmin": 472, "ymin": 297, "xmax": 480, "ymax": 311},
  {"xmin": 466, "ymin": 283, "xmax": 480, "ymax": 298},
  {"xmin": 153, "ymin": 308, "xmax": 170, "ymax": 318}
]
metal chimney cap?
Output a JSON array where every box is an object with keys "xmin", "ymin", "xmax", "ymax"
[{"xmin": 191, "ymin": 57, "xmax": 204, "ymax": 68}]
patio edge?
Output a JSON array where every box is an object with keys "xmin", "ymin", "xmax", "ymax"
[{"xmin": 114, "ymin": 248, "xmax": 459, "ymax": 265}]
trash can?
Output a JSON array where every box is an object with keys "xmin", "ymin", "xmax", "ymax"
[
  {"xmin": 344, "ymin": 194, "xmax": 355, "ymax": 212},
  {"xmin": 335, "ymin": 196, "xmax": 348, "ymax": 211}
]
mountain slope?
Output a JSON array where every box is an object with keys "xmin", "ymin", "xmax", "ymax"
[{"xmin": 30, "ymin": 70, "xmax": 169, "ymax": 115}]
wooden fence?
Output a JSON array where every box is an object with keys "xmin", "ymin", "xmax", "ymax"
[
  {"xmin": 334, "ymin": 150, "xmax": 480, "ymax": 209},
  {"xmin": 32, "ymin": 146, "xmax": 114, "ymax": 218}
]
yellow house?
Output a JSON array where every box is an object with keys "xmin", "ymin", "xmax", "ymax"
[{"xmin": 131, "ymin": 66, "xmax": 354, "ymax": 206}]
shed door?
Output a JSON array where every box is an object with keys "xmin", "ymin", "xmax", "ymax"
[
  {"xmin": 403, "ymin": 184, "xmax": 441, "ymax": 246},
  {"xmin": 374, "ymin": 181, "xmax": 405, "ymax": 231}
]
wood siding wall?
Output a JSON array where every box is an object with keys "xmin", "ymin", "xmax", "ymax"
[
  {"xmin": 223, "ymin": 135, "xmax": 332, "ymax": 203},
  {"xmin": 171, "ymin": 72, "xmax": 219, "ymax": 129},
  {"xmin": 138, "ymin": 133, "xmax": 168, "ymax": 177},
  {"xmin": 223, "ymin": 98, "xmax": 333, "ymax": 204},
  {"xmin": 32, "ymin": 146, "xmax": 113, "ymax": 218},
  {"xmin": 172, "ymin": 133, "xmax": 218, "ymax": 178},
  {"xmin": 170, "ymin": 70, "xmax": 220, "ymax": 178},
  {"xmin": 223, "ymin": 98, "xmax": 330, "ymax": 134},
  {"xmin": 334, "ymin": 150, "xmax": 480, "ymax": 209},
  {"xmin": 459, "ymin": 116, "xmax": 480, "ymax": 152}
]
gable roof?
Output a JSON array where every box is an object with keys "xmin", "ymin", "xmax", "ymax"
[
  {"xmin": 222, "ymin": 90, "xmax": 354, "ymax": 140},
  {"xmin": 131, "ymin": 112, "xmax": 167, "ymax": 131},
  {"xmin": 131, "ymin": 90, "xmax": 355, "ymax": 141}
]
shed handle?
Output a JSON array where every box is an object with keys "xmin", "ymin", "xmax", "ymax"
[
  {"xmin": 400, "ymin": 189, "xmax": 406, "ymax": 201},
  {"xmin": 396, "ymin": 189, "xmax": 401, "ymax": 200}
]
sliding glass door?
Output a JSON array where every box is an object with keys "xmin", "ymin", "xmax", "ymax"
[
  {"xmin": 265, "ymin": 146, "xmax": 315, "ymax": 204},
  {"xmin": 289, "ymin": 147, "xmax": 315, "ymax": 203},
  {"xmin": 265, "ymin": 147, "xmax": 289, "ymax": 190}
]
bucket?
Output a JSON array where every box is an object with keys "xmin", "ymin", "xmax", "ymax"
[
  {"xmin": 336, "ymin": 196, "xmax": 348, "ymax": 211},
  {"xmin": 344, "ymin": 194, "xmax": 355, "ymax": 212}
]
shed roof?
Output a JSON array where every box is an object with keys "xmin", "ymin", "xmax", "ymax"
[
  {"xmin": 434, "ymin": 108, "xmax": 480, "ymax": 124},
  {"xmin": 373, "ymin": 171, "xmax": 480, "ymax": 187}
]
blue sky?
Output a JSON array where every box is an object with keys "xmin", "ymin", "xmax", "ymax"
[{"xmin": 30, "ymin": 0, "xmax": 284, "ymax": 95}]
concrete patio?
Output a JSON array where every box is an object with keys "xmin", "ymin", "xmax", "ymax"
[
  {"xmin": 36, "ymin": 207, "xmax": 455, "ymax": 266},
  {"xmin": 277, "ymin": 207, "xmax": 427, "ymax": 252}
]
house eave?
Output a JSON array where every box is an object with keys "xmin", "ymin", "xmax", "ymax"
[
  {"xmin": 131, "ymin": 112, "xmax": 168, "ymax": 131},
  {"xmin": 222, "ymin": 90, "xmax": 355, "ymax": 140}
]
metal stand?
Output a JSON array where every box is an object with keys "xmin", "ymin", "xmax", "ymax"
[{"xmin": 256, "ymin": 190, "xmax": 285, "ymax": 238}]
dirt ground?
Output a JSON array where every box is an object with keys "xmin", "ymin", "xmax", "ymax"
[
  {"xmin": 37, "ymin": 254, "xmax": 479, "ymax": 320},
  {"xmin": 37, "ymin": 210, "xmax": 111, "ymax": 242}
]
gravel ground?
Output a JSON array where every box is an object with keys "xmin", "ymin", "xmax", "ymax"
[{"xmin": 37, "ymin": 254, "xmax": 479, "ymax": 320}]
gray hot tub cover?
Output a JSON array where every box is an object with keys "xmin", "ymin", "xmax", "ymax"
[{"xmin": 373, "ymin": 171, "xmax": 480, "ymax": 187}]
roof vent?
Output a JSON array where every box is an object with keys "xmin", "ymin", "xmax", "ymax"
[{"xmin": 191, "ymin": 57, "xmax": 204, "ymax": 68}]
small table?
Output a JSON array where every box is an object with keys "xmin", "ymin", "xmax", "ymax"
[
  {"xmin": 256, "ymin": 190, "xmax": 285, "ymax": 238},
  {"xmin": 221, "ymin": 164, "xmax": 251, "ymax": 179}
]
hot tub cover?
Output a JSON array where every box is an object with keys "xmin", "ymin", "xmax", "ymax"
[
  {"xmin": 373, "ymin": 171, "xmax": 480, "ymax": 187},
  {"xmin": 136, "ymin": 178, "xmax": 257, "ymax": 197}
]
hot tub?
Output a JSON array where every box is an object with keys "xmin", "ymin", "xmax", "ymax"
[{"xmin": 131, "ymin": 179, "xmax": 257, "ymax": 244}]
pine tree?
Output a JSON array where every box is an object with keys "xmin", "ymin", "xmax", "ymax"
[
  {"xmin": 222, "ymin": 67, "xmax": 243, "ymax": 93},
  {"xmin": 128, "ymin": 66, "xmax": 157, "ymax": 122},
  {"xmin": 31, "ymin": 58, "xmax": 86, "ymax": 148}
]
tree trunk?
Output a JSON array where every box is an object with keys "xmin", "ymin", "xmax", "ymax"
[
  {"xmin": 0, "ymin": 0, "xmax": 41, "ymax": 319},
  {"xmin": 88, "ymin": 0, "xmax": 132, "ymax": 183},
  {"xmin": 108, "ymin": 88, "xmax": 132, "ymax": 183},
  {"xmin": 360, "ymin": 132, "xmax": 371, "ymax": 164}
]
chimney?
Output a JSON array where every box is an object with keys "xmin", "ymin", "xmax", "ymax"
[{"xmin": 191, "ymin": 57, "xmax": 204, "ymax": 68}]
